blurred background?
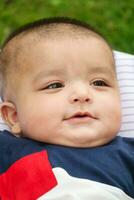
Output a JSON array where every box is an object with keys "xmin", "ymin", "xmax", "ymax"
[{"xmin": 0, "ymin": 0, "xmax": 133, "ymax": 54}]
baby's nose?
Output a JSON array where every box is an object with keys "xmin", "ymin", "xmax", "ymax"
[
  {"xmin": 73, "ymin": 96, "xmax": 90, "ymax": 103},
  {"xmin": 70, "ymin": 84, "xmax": 92, "ymax": 104}
]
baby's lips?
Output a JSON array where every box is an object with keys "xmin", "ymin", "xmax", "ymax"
[{"xmin": 65, "ymin": 111, "xmax": 97, "ymax": 120}]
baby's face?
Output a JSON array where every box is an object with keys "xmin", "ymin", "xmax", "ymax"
[{"xmin": 12, "ymin": 36, "xmax": 121, "ymax": 147}]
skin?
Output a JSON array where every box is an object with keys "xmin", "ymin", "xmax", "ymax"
[{"xmin": 1, "ymin": 35, "xmax": 122, "ymax": 147}]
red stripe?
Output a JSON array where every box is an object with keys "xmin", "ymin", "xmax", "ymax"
[{"xmin": 0, "ymin": 150, "xmax": 57, "ymax": 200}]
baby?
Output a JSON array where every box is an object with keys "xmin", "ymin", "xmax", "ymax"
[{"xmin": 0, "ymin": 17, "xmax": 133, "ymax": 200}]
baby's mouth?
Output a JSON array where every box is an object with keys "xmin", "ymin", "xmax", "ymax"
[{"xmin": 65, "ymin": 112, "xmax": 96, "ymax": 124}]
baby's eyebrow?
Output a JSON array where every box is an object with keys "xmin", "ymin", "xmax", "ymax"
[
  {"xmin": 90, "ymin": 66, "xmax": 115, "ymax": 77},
  {"xmin": 33, "ymin": 69, "xmax": 64, "ymax": 82}
]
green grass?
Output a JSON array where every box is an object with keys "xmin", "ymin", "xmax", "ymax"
[{"xmin": 0, "ymin": 0, "xmax": 134, "ymax": 53}]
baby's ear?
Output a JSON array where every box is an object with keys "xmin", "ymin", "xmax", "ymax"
[{"xmin": 0, "ymin": 101, "xmax": 21, "ymax": 136}]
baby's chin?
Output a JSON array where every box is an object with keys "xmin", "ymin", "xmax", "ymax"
[{"xmin": 52, "ymin": 136, "xmax": 115, "ymax": 148}]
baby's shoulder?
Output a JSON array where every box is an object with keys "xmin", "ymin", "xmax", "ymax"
[
  {"xmin": 113, "ymin": 136, "xmax": 134, "ymax": 151},
  {"xmin": 0, "ymin": 130, "xmax": 46, "ymax": 174},
  {"xmin": 0, "ymin": 131, "xmax": 57, "ymax": 198},
  {"xmin": 0, "ymin": 130, "xmax": 44, "ymax": 150}
]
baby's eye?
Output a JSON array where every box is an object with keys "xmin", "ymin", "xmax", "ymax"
[
  {"xmin": 45, "ymin": 82, "xmax": 64, "ymax": 89},
  {"xmin": 91, "ymin": 80, "xmax": 108, "ymax": 87}
]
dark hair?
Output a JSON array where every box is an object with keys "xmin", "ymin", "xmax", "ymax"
[{"xmin": 2, "ymin": 17, "xmax": 103, "ymax": 49}]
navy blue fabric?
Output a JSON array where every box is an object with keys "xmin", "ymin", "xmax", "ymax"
[{"xmin": 0, "ymin": 130, "xmax": 134, "ymax": 198}]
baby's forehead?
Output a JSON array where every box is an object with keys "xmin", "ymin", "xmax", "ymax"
[
  {"xmin": 2, "ymin": 21, "xmax": 113, "ymax": 71},
  {"xmin": 3, "ymin": 22, "xmax": 105, "ymax": 55},
  {"xmin": 7, "ymin": 32, "xmax": 108, "ymax": 56},
  {"xmin": 3, "ymin": 29, "xmax": 114, "ymax": 77}
]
